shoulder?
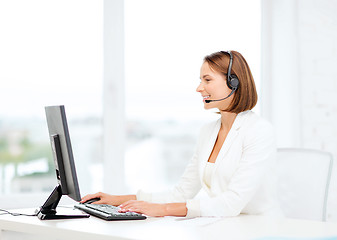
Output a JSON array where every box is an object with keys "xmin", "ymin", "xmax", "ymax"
[
  {"xmin": 239, "ymin": 111, "xmax": 275, "ymax": 143},
  {"xmin": 240, "ymin": 111, "xmax": 273, "ymax": 132},
  {"xmin": 199, "ymin": 118, "xmax": 220, "ymax": 135}
]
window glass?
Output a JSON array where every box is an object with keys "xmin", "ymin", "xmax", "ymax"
[
  {"xmin": 124, "ymin": 0, "xmax": 261, "ymax": 192},
  {"xmin": 0, "ymin": 0, "xmax": 103, "ymax": 197}
]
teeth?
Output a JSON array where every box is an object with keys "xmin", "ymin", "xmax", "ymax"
[{"xmin": 203, "ymin": 96, "xmax": 210, "ymax": 99}]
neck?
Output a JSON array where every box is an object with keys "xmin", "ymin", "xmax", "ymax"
[{"xmin": 219, "ymin": 111, "xmax": 237, "ymax": 131}]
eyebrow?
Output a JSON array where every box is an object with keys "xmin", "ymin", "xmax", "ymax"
[
  {"xmin": 200, "ymin": 73, "xmax": 228, "ymax": 79},
  {"xmin": 201, "ymin": 74, "xmax": 212, "ymax": 79}
]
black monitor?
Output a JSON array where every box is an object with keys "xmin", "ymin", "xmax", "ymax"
[{"xmin": 37, "ymin": 105, "xmax": 89, "ymax": 220}]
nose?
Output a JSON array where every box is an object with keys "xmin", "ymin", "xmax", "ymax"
[{"xmin": 196, "ymin": 82, "xmax": 204, "ymax": 92}]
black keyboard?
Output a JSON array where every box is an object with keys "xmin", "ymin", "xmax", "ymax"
[{"xmin": 74, "ymin": 203, "xmax": 146, "ymax": 221}]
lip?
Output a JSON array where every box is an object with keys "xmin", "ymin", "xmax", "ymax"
[{"xmin": 202, "ymin": 95, "xmax": 210, "ymax": 103}]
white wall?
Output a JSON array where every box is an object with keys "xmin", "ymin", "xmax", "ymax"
[{"xmin": 261, "ymin": 0, "xmax": 337, "ymax": 221}]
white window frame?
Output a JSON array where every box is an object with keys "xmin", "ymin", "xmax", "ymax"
[{"xmin": 102, "ymin": 0, "xmax": 126, "ymax": 193}]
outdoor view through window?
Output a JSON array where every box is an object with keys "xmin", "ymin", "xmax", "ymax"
[
  {"xmin": 0, "ymin": 0, "xmax": 103, "ymax": 197},
  {"xmin": 0, "ymin": 0, "xmax": 260, "ymax": 203}
]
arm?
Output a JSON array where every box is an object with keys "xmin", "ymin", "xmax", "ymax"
[
  {"xmin": 81, "ymin": 192, "xmax": 136, "ymax": 206},
  {"xmin": 119, "ymin": 201, "xmax": 187, "ymax": 217},
  {"xmin": 80, "ymin": 150, "xmax": 200, "ymax": 215}
]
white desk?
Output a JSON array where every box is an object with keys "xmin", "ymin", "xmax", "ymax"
[{"xmin": 1, "ymin": 208, "xmax": 337, "ymax": 240}]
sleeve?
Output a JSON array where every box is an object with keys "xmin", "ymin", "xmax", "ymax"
[{"xmin": 189, "ymin": 120, "xmax": 276, "ymax": 217}]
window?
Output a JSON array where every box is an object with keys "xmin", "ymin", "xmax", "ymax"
[
  {"xmin": 0, "ymin": 0, "xmax": 103, "ymax": 204},
  {"xmin": 124, "ymin": 0, "xmax": 261, "ymax": 192},
  {"xmin": 0, "ymin": 0, "xmax": 261, "ymax": 207}
]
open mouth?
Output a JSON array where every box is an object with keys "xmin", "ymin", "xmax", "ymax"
[{"xmin": 203, "ymin": 95, "xmax": 210, "ymax": 102}]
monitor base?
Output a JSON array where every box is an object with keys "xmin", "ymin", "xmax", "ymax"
[
  {"xmin": 37, "ymin": 211, "xmax": 90, "ymax": 220},
  {"xmin": 37, "ymin": 185, "xmax": 89, "ymax": 220}
]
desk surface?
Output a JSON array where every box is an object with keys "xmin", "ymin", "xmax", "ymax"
[{"xmin": 1, "ymin": 208, "xmax": 337, "ymax": 240}]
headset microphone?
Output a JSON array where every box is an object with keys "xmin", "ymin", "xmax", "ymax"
[{"xmin": 205, "ymin": 88, "xmax": 236, "ymax": 103}]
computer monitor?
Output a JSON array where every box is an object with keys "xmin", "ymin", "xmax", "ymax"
[{"xmin": 37, "ymin": 105, "xmax": 89, "ymax": 220}]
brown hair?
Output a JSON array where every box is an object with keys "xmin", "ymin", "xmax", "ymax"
[{"xmin": 203, "ymin": 51, "xmax": 258, "ymax": 113}]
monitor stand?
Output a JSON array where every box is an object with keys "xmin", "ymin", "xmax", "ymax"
[{"xmin": 37, "ymin": 185, "xmax": 89, "ymax": 220}]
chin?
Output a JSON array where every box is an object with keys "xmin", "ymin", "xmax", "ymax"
[
  {"xmin": 203, "ymin": 104, "xmax": 214, "ymax": 110},
  {"xmin": 203, "ymin": 103, "xmax": 210, "ymax": 108}
]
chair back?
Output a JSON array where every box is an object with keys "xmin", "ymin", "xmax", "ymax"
[{"xmin": 276, "ymin": 148, "xmax": 333, "ymax": 221}]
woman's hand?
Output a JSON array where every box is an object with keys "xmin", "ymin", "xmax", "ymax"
[
  {"xmin": 80, "ymin": 192, "xmax": 136, "ymax": 206},
  {"xmin": 119, "ymin": 200, "xmax": 167, "ymax": 217}
]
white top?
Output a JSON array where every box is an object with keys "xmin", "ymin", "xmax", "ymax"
[
  {"xmin": 137, "ymin": 110, "xmax": 282, "ymax": 218},
  {"xmin": 203, "ymin": 162, "xmax": 215, "ymax": 189}
]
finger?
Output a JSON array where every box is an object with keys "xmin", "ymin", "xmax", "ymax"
[
  {"xmin": 119, "ymin": 203, "xmax": 132, "ymax": 210},
  {"xmin": 119, "ymin": 201, "xmax": 138, "ymax": 211},
  {"xmin": 119, "ymin": 200, "xmax": 136, "ymax": 208},
  {"xmin": 128, "ymin": 206, "xmax": 146, "ymax": 214},
  {"xmin": 119, "ymin": 206, "xmax": 141, "ymax": 213},
  {"xmin": 120, "ymin": 201, "xmax": 146, "ymax": 213},
  {"xmin": 118, "ymin": 208, "xmax": 129, "ymax": 213},
  {"xmin": 80, "ymin": 192, "xmax": 102, "ymax": 203},
  {"xmin": 93, "ymin": 199, "xmax": 107, "ymax": 205},
  {"xmin": 119, "ymin": 200, "xmax": 143, "ymax": 207},
  {"xmin": 80, "ymin": 194, "xmax": 94, "ymax": 203},
  {"xmin": 121, "ymin": 201, "xmax": 142, "ymax": 211}
]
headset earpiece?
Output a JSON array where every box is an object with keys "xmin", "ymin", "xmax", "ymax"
[{"xmin": 228, "ymin": 74, "xmax": 239, "ymax": 90}]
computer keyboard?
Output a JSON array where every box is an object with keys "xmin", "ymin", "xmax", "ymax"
[{"xmin": 74, "ymin": 203, "xmax": 147, "ymax": 221}]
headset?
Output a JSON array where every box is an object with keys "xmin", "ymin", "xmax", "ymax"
[
  {"xmin": 221, "ymin": 51, "xmax": 239, "ymax": 91},
  {"xmin": 205, "ymin": 51, "xmax": 240, "ymax": 103}
]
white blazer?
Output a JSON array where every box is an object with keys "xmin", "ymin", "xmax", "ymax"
[{"xmin": 137, "ymin": 110, "xmax": 282, "ymax": 218}]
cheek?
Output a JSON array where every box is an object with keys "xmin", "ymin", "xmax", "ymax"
[
  {"xmin": 218, "ymin": 82, "xmax": 232, "ymax": 94},
  {"xmin": 209, "ymin": 83, "xmax": 229, "ymax": 96},
  {"xmin": 205, "ymin": 84, "xmax": 217, "ymax": 93}
]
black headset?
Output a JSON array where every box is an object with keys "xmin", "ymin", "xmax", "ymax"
[{"xmin": 220, "ymin": 51, "xmax": 239, "ymax": 91}]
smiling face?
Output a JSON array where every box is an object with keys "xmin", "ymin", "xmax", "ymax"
[{"xmin": 197, "ymin": 61, "xmax": 233, "ymax": 110}]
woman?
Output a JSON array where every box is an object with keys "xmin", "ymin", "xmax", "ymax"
[{"xmin": 81, "ymin": 51, "xmax": 282, "ymax": 218}]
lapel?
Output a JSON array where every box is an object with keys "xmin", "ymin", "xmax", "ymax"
[
  {"xmin": 199, "ymin": 119, "xmax": 221, "ymax": 193},
  {"xmin": 198, "ymin": 111, "xmax": 250, "ymax": 189}
]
